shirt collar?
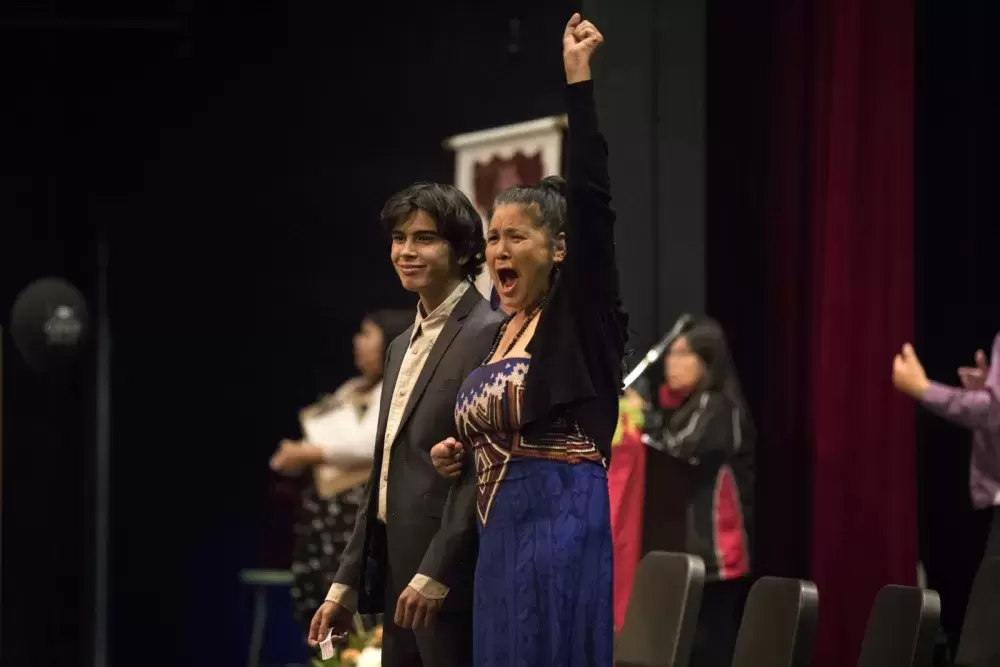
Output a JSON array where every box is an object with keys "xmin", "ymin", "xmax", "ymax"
[{"xmin": 410, "ymin": 280, "xmax": 470, "ymax": 344}]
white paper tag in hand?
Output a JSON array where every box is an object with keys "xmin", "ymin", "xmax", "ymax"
[{"xmin": 319, "ymin": 630, "xmax": 336, "ymax": 660}]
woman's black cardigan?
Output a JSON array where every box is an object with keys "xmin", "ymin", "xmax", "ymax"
[{"xmin": 521, "ymin": 80, "xmax": 629, "ymax": 462}]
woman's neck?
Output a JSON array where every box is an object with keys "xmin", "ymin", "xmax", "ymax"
[
  {"xmin": 510, "ymin": 291, "xmax": 547, "ymax": 324},
  {"xmin": 355, "ymin": 374, "xmax": 381, "ymax": 394},
  {"xmin": 508, "ymin": 308, "xmax": 530, "ymax": 330},
  {"xmin": 490, "ymin": 294, "xmax": 547, "ymax": 362}
]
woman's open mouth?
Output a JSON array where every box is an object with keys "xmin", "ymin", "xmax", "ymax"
[{"xmin": 496, "ymin": 267, "xmax": 519, "ymax": 295}]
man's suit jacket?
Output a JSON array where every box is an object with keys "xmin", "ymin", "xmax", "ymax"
[{"xmin": 333, "ymin": 285, "xmax": 503, "ymax": 614}]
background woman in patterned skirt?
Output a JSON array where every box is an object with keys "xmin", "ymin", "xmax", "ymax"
[{"xmin": 270, "ymin": 309, "xmax": 411, "ymax": 630}]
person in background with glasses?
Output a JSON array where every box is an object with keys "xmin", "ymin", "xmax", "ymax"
[{"xmin": 628, "ymin": 315, "xmax": 755, "ymax": 667}]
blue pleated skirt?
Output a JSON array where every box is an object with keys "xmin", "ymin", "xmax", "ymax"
[{"xmin": 473, "ymin": 459, "xmax": 614, "ymax": 667}]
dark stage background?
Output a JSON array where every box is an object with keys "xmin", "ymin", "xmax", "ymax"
[
  {"xmin": 1, "ymin": 1, "xmax": 577, "ymax": 665},
  {"xmin": 914, "ymin": 0, "xmax": 1000, "ymax": 650},
  {"xmin": 705, "ymin": 0, "xmax": 1000, "ymax": 659},
  {"xmin": 0, "ymin": 0, "xmax": 997, "ymax": 665},
  {"xmin": 705, "ymin": 0, "xmax": 1000, "ymax": 660}
]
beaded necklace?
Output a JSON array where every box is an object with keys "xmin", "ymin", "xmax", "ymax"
[{"xmin": 483, "ymin": 296, "xmax": 548, "ymax": 364}]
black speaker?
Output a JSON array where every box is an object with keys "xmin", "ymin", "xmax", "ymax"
[{"xmin": 9, "ymin": 277, "xmax": 90, "ymax": 372}]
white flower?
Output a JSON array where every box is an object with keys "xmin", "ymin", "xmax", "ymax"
[{"xmin": 355, "ymin": 647, "xmax": 382, "ymax": 667}]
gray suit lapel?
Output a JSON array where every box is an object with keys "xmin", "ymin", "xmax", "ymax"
[
  {"xmin": 373, "ymin": 329, "xmax": 409, "ymax": 465},
  {"xmin": 393, "ymin": 289, "xmax": 478, "ymax": 441}
]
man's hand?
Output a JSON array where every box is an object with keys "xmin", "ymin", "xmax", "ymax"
[
  {"xmin": 958, "ymin": 349, "xmax": 990, "ymax": 390},
  {"xmin": 395, "ymin": 585, "xmax": 443, "ymax": 630},
  {"xmin": 430, "ymin": 437, "xmax": 463, "ymax": 479},
  {"xmin": 892, "ymin": 343, "xmax": 930, "ymax": 399},
  {"xmin": 307, "ymin": 600, "xmax": 354, "ymax": 647},
  {"xmin": 563, "ymin": 13, "xmax": 604, "ymax": 85}
]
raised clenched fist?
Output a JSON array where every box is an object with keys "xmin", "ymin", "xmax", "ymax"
[
  {"xmin": 892, "ymin": 343, "xmax": 930, "ymax": 399},
  {"xmin": 563, "ymin": 13, "xmax": 604, "ymax": 85}
]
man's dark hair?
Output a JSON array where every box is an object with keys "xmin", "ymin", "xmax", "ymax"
[{"xmin": 379, "ymin": 183, "xmax": 486, "ymax": 281}]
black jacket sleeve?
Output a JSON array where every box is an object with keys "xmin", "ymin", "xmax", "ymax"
[
  {"xmin": 330, "ymin": 336, "xmax": 400, "ymax": 591},
  {"xmin": 415, "ymin": 444, "xmax": 478, "ymax": 587},
  {"xmin": 660, "ymin": 393, "xmax": 743, "ymax": 463},
  {"xmin": 331, "ymin": 474, "xmax": 374, "ymax": 588},
  {"xmin": 416, "ymin": 310, "xmax": 499, "ymax": 589},
  {"xmin": 562, "ymin": 80, "xmax": 622, "ymax": 310}
]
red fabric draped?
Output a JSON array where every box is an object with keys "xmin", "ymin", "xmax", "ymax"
[
  {"xmin": 608, "ymin": 401, "xmax": 647, "ymax": 632},
  {"xmin": 769, "ymin": 0, "xmax": 917, "ymax": 665}
]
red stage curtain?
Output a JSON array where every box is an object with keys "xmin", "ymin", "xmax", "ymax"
[
  {"xmin": 608, "ymin": 400, "xmax": 647, "ymax": 632},
  {"xmin": 768, "ymin": 0, "xmax": 916, "ymax": 665}
]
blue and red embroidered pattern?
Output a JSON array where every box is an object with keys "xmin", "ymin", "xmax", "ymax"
[{"xmin": 455, "ymin": 357, "xmax": 604, "ymax": 525}]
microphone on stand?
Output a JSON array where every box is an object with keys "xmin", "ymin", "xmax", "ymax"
[{"xmin": 622, "ymin": 313, "xmax": 692, "ymax": 391}]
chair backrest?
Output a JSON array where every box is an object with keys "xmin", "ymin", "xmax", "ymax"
[
  {"xmin": 856, "ymin": 585, "xmax": 941, "ymax": 667},
  {"xmin": 731, "ymin": 576, "xmax": 819, "ymax": 667},
  {"xmin": 956, "ymin": 558, "xmax": 1000, "ymax": 667},
  {"xmin": 616, "ymin": 551, "xmax": 706, "ymax": 667}
]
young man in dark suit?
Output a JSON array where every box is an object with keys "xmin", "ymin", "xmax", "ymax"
[{"xmin": 309, "ymin": 183, "xmax": 503, "ymax": 667}]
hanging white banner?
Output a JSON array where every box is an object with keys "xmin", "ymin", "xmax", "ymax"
[{"xmin": 444, "ymin": 115, "xmax": 567, "ymax": 299}]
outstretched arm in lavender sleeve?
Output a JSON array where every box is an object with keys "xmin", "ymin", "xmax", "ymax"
[
  {"xmin": 921, "ymin": 382, "xmax": 999, "ymax": 432},
  {"xmin": 894, "ymin": 336, "xmax": 1000, "ymax": 432}
]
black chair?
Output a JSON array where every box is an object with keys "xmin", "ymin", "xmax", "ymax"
[
  {"xmin": 855, "ymin": 585, "xmax": 940, "ymax": 667},
  {"xmin": 616, "ymin": 552, "xmax": 706, "ymax": 667},
  {"xmin": 731, "ymin": 576, "xmax": 819, "ymax": 667},
  {"xmin": 955, "ymin": 558, "xmax": 1000, "ymax": 667}
]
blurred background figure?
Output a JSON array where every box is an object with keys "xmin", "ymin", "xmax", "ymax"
[
  {"xmin": 269, "ymin": 309, "xmax": 411, "ymax": 633},
  {"xmin": 628, "ymin": 316, "xmax": 755, "ymax": 667},
  {"xmin": 893, "ymin": 334, "xmax": 1000, "ymax": 563}
]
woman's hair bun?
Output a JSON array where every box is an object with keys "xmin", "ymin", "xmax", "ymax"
[{"xmin": 537, "ymin": 175, "xmax": 567, "ymax": 197}]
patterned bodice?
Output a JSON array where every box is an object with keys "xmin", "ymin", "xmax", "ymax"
[{"xmin": 454, "ymin": 357, "xmax": 604, "ymax": 525}]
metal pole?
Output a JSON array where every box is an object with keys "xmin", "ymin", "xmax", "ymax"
[
  {"xmin": 0, "ymin": 324, "xmax": 4, "ymax": 652},
  {"xmin": 94, "ymin": 239, "xmax": 111, "ymax": 667}
]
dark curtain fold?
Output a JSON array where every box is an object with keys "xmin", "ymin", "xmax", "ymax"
[{"xmin": 767, "ymin": 0, "xmax": 917, "ymax": 665}]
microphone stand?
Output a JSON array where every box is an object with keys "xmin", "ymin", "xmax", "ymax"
[
  {"xmin": 622, "ymin": 314, "xmax": 691, "ymax": 390},
  {"xmin": 621, "ymin": 315, "xmax": 692, "ymax": 453}
]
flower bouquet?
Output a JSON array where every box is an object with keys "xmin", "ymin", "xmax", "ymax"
[{"xmin": 312, "ymin": 624, "xmax": 383, "ymax": 667}]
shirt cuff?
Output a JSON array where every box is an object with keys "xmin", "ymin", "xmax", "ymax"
[
  {"xmin": 325, "ymin": 583, "xmax": 358, "ymax": 614},
  {"xmin": 408, "ymin": 574, "xmax": 450, "ymax": 600}
]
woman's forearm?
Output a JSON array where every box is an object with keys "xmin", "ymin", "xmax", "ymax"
[
  {"xmin": 295, "ymin": 442, "xmax": 372, "ymax": 470},
  {"xmin": 294, "ymin": 444, "xmax": 327, "ymax": 467}
]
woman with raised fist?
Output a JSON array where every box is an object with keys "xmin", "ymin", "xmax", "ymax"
[{"xmin": 432, "ymin": 13, "xmax": 627, "ymax": 666}]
